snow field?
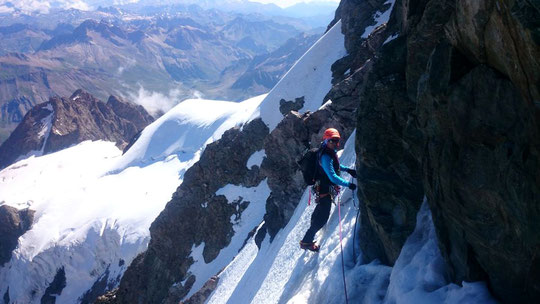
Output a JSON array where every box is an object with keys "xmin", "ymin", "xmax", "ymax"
[
  {"xmin": 0, "ymin": 141, "xmax": 183, "ymax": 303},
  {"xmin": 116, "ymin": 95, "xmax": 266, "ymax": 170}
]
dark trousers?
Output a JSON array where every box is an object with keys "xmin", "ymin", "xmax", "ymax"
[{"xmin": 302, "ymin": 194, "xmax": 332, "ymax": 243}]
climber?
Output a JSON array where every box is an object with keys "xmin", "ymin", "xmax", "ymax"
[{"xmin": 299, "ymin": 128, "xmax": 357, "ymax": 252}]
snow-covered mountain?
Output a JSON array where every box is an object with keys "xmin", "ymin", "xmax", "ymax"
[
  {"xmin": 1, "ymin": 0, "xmax": 538, "ymax": 303},
  {"xmin": 0, "ymin": 94, "xmax": 266, "ymax": 303}
]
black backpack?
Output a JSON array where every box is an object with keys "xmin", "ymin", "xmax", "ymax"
[{"xmin": 297, "ymin": 148, "xmax": 321, "ymax": 185}]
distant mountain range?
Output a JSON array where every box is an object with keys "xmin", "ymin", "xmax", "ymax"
[
  {"xmin": 0, "ymin": 1, "xmax": 338, "ymax": 20},
  {"xmin": 0, "ymin": 4, "xmax": 327, "ymax": 143}
]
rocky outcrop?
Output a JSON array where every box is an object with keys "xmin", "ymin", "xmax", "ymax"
[
  {"xmin": 355, "ymin": 35, "xmax": 425, "ymax": 264},
  {"xmin": 113, "ymin": 119, "xmax": 268, "ymax": 303},
  {"xmin": 0, "ymin": 205, "xmax": 34, "ymax": 266},
  {"xmin": 79, "ymin": 266, "xmax": 121, "ymax": 304},
  {"xmin": 278, "ymin": 97, "xmax": 304, "ymax": 115},
  {"xmin": 0, "ymin": 89, "xmax": 154, "ymax": 169},
  {"xmin": 331, "ymin": 0, "xmax": 540, "ymax": 302},
  {"xmin": 180, "ymin": 276, "xmax": 219, "ymax": 304},
  {"xmin": 106, "ymin": 96, "xmax": 154, "ymax": 132},
  {"xmin": 40, "ymin": 267, "xmax": 67, "ymax": 304}
]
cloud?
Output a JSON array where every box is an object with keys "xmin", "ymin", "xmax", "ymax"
[
  {"xmin": 0, "ymin": 0, "xmax": 91, "ymax": 14},
  {"xmin": 0, "ymin": 5, "xmax": 14, "ymax": 14},
  {"xmin": 128, "ymin": 86, "xmax": 204, "ymax": 116}
]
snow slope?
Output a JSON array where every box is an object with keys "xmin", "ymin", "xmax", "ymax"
[
  {"xmin": 205, "ymin": 131, "xmax": 496, "ymax": 304},
  {"xmin": 0, "ymin": 96, "xmax": 265, "ymax": 304}
]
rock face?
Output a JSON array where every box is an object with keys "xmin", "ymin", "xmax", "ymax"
[
  {"xmin": 40, "ymin": 267, "xmax": 67, "ymax": 304},
  {"xmin": 0, "ymin": 205, "xmax": 34, "ymax": 266},
  {"xmin": 0, "ymin": 89, "xmax": 154, "ymax": 169},
  {"xmin": 278, "ymin": 97, "xmax": 304, "ymax": 115},
  {"xmin": 106, "ymin": 96, "xmax": 154, "ymax": 132},
  {"xmin": 331, "ymin": 0, "xmax": 540, "ymax": 302},
  {"xmin": 180, "ymin": 276, "xmax": 219, "ymax": 304}
]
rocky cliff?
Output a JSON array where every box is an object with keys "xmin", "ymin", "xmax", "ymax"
[
  {"xmin": 328, "ymin": 0, "xmax": 539, "ymax": 302},
  {"xmin": 0, "ymin": 89, "xmax": 154, "ymax": 169}
]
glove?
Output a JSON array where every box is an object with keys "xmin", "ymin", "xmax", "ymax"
[
  {"xmin": 348, "ymin": 183, "xmax": 357, "ymax": 191},
  {"xmin": 347, "ymin": 168, "xmax": 357, "ymax": 178}
]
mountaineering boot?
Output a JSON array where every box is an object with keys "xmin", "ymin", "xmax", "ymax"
[{"xmin": 299, "ymin": 241, "xmax": 320, "ymax": 252}]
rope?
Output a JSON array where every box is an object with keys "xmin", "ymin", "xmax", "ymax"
[
  {"xmin": 308, "ymin": 186, "xmax": 312, "ymax": 206},
  {"xmin": 338, "ymin": 193, "xmax": 349, "ymax": 304},
  {"xmin": 352, "ymin": 190, "xmax": 360, "ymax": 264}
]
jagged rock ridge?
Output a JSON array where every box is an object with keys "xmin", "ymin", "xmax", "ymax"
[{"xmin": 0, "ymin": 89, "xmax": 154, "ymax": 169}]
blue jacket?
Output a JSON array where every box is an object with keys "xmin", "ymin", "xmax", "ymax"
[{"xmin": 320, "ymin": 152, "xmax": 351, "ymax": 188}]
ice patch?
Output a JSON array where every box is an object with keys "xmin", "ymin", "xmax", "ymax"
[
  {"xmin": 361, "ymin": 0, "xmax": 396, "ymax": 38},
  {"xmin": 383, "ymin": 33, "xmax": 399, "ymax": 45},
  {"xmin": 383, "ymin": 200, "xmax": 496, "ymax": 304},
  {"xmin": 37, "ymin": 109, "xmax": 54, "ymax": 152},
  {"xmin": 246, "ymin": 149, "xmax": 265, "ymax": 169}
]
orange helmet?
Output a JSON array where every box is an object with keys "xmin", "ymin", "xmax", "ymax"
[{"xmin": 322, "ymin": 128, "xmax": 341, "ymax": 140}]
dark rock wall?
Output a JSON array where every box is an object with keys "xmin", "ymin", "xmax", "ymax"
[
  {"xmin": 40, "ymin": 267, "xmax": 67, "ymax": 304},
  {"xmin": 356, "ymin": 35, "xmax": 425, "ymax": 264},
  {"xmin": 0, "ymin": 102, "xmax": 53, "ymax": 169},
  {"xmin": 0, "ymin": 205, "xmax": 34, "ymax": 266},
  {"xmin": 335, "ymin": 0, "xmax": 540, "ymax": 302},
  {"xmin": 106, "ymin": 96, "xmax": 154, "ymax": 132}
]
